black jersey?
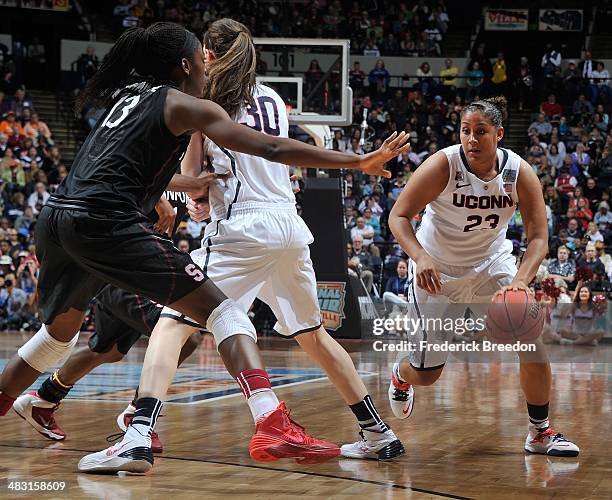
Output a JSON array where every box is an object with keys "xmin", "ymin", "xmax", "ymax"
[{"xmin": 52, "ymin": 83, "xmax": 190, "ymax": 216}]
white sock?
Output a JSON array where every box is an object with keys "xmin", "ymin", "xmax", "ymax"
[{"xmin": 247, "ymin": 389, "xmax": 279, "ymax": 423}]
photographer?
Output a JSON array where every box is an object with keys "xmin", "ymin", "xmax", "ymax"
[{"xmin": 0, "ymin": 271, "xmax": 28, "ymax": 331}]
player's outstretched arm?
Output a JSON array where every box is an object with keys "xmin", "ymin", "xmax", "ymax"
[
  {"xmin": 512, "ymin": 161, "xmax": 549, "ymax": 289},
  {"xmin": 164, "ymin": 90, "xmax": 410, "ymax": 177},
  {"xmin": 389, "ymin": 151, "xmax": 448, "ymax": 294}
]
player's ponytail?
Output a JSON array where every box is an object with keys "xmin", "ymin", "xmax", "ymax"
[
  {"xmin": 203, "ymin": 18, "xmax": 256, "ymax": 119},
  {"xmin": 461, "ymin": 95, "xmax": 508, "ymax": 128},
  {"xmin": 75, "ymin": 22, "xmax": 199, "ymax": 114}
]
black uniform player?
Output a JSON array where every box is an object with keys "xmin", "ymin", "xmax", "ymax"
[
  {"xmin": 0, "ymin": 22, "xmax": 408, "ymax": 472},
  {"xmin": 13, "ymin": 188, "xmax": 202, "ymax": 454}
]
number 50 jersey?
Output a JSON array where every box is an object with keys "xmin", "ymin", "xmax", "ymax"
[
  {"xmin": 417, "ymin": 144, "xmax": 521, "ymax": 267},
  {"xmin": 205, "ymin": 84, "xmax": 295, "ymax": 221}
]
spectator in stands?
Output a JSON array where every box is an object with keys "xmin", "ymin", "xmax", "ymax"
[
  {"xmin": 351, "ymin": 216, "xmax": 374, "ymax": 246},
  {"xmin": 349, "ymin": 61, "xmax": 366, "ymax": 94},
  {"xmin": 577, "ymin": 242, "xmax": 606, "ymax": 275},
  {"xmin": 349, "ymin": 234, "xmax": 374, "ymax": 292},
  {"xmin": 416, "ymin": 61, "xmax": 433, "ymax": 96},
  {"xmin": 572, "ymin": 94, "xmax": 594, "ymax": 122},
  {"xmin": 2, "ymin": 155, "xmax": 26, "ymax": 192},
  {"xmin": 424, "ymin": 20, "xmax": 442, "ymax": 56},
  {"xmin": 24, "ymin": 112, "xmax": 52, "ymax": 145},
  {"xmin": 594, "ymin": 201, "xmax": 612, "ymax": 237},
  {"xmin": 439, "ymin": 58, "xmax": 458, "ymax": 100},
  {"xmin": 383, "ymin": 259, "xmax": 410, "ymax": 314},
  {"xmin": 590, "ymin": 61, "xmax": 612, "ymax": 104},
  {"xmin": 465, "ymin": 61, "xmax": 483, "ymax": 102},
  {"xmin": 562, "ymin": 60, "xmax": 581, "ymax": 103},
  {"xmin": 546, "ymin": 143, "xmax": 564, "ymax": 172},
  {"xmin": 586, "ymin": 221, "xmax": 604, "ymax": 243},
  {"xmin": 75, "ymin": 46, "xmax": 99, "ymax": 88},
  {"xmin": 27, "ymin": 181, "xmax": 49, "ymax": 215},
  {"xmin": 548, "ymin": 245, "xmax": 576, "ymax": 285},
  {"xmin": 515, "ymin": 56, "xmax": 533, "ymax": 111},
  {"xmin": 595, "ymin": 240, "xmax": 611, "ymax": 274},
  {"xmin": 0, "ymin": 111, "xmax": 24, "ymax": 137},
  {"xmin": 541, "ymin": 44, "xmax": 561, "ymax": 77},
  {"xmin": 583, "ymin": 177, "xmax": 601, "ymax": 207},
  {"xmin": 14, "ymin": 206, "xmax": 35, "ymax": 232},
  {"xmin": 0, "ymin": 132, "xmax": 7, "ymax": 158},
  {"xmin": 540, "ymin": 94, "xmax": 562, "ymax": 119},
  {"xmin": 305, "ymin": 59, "xmax": 323, "ymax": 95},
  {"xmin": 0, "ymin": 271, "xmax": 29, "ymax": 331},
  {"xmin": 42, "ymin": 145, "xmax": 62, "ymax": 173},
  {"xmin": 491, "ymin": 52, "xmax": 507, "ymax": 95},
  {"xmin": 369, "ymin": 59, "xmax": 390, "ymax": 98},
  {"xmin": 528, "ymin": 113, "xmax": 552, "ymax": 139},
  {"xmin": 579, "ymin": 50, "xmax": 595, "ymax": 85},
  {"xmin": 566, "ymin": 217, "xmax": 584, "ymax": 243},
  {"xmin": 569, "ymin": 143, "xmax": 591, "ymax": 180}
]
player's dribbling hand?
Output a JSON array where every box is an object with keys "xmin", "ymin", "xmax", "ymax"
[
  {"xmin": 492, "ymin": 281, "xmax": 533, "ymax": 302},
  {"xmin": 187, "ymin": 197, "xmax": 210, "ymax": 222},
  {"xmin": 154, "ymin": 196, "xmax": 176, "ymax": 237},
  {"xmin": 415, "ymin": 254, "xmax": 442, "ymax": 294},
  {"xmin": 359, "ymin": 131, "xmax": 411, "ymax": 179}
]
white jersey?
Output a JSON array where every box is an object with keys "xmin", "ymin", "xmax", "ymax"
[
  {"xmin": 205, "ymin": 84, "xmax": 295, "ymax": 221},
  {"xmin": 417, "ymin": 144, "xmax": 521, "ymax": 267}
]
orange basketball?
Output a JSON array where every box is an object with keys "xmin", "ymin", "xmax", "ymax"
[{"xmin": 486, "ymin": 289, "xmax": 544, "ymax": 342}]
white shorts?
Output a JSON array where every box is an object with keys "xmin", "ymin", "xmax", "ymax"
[
  {"xmin": 405, "ymin": 245, "xmax": 517, "ymax": 370},
  {"xmin": 161, "ymin": 203, "xmax": 322, "ymax": 338}
]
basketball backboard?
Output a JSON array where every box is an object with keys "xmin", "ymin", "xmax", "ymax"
[{"xmin": 253, "ymin": 38, "xmax": 352, "ymax": 126}]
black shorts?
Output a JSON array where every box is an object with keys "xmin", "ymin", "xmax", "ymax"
[
  {"xmin": 88, "ymin": 285, "xmax": 162, "ymax": 355},
  {"xmin": 35, "ymin": 206, "xmax": 207, "ymax": 324}
]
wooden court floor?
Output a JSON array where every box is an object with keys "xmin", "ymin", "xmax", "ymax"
[{"xmin": 0, "ymin": 333, "xmax": 610, "ymax": 499}]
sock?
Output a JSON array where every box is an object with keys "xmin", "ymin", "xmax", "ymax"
[
  {"xmin": 132, "ymin": 386, "xmax": 139, "ymax": 406},
  {"xmin": 126, "ymin": 397, "xmax": 163, "ymax": 443},
  {"xmin": 392, "ymin": 362, "xmax": 410, "ymax": 388},
  {"xmin": 38, "ymin": 370, "xmax": 73, "ymax": 404},
  {"xmin": 236, "ymin": 368, "xmax": 279, "ymax": 423},
  {"xmin": 0, "ymin": 391, "xmax": 16, "ymax": 416},
  {"xmin": 527, "ymin": 402, "xmax": 550, "ymax": 431},
  {"xmin": 349, "ymin": 395, "xmax": 389, "ymax": 434}
]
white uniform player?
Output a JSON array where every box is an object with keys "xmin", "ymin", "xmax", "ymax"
[
  {"xmin": 161, "ymin": 84, "xmax": 321, "ymax": 337},
  {"xmin": 406, "ymin": 143, "xmax": 521, "ymax": 369}
]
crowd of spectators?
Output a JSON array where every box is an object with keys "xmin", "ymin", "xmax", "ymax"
[{"xmin": 110, "ymin": 0, "xmax": 450, "ymax": 57}]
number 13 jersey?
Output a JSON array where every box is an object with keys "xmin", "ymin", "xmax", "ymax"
[
  {"xmin": 417, "ymin": 144, "xmax": 521, "ymax": 267},
  {"xmin": 205, "ymin": 84, "xmax": 295, "ymax": 221}
]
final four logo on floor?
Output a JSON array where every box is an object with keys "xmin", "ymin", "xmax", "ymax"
[{"xmin": 317, "ymin": 282, "xmax": 347, "ymax": 331}]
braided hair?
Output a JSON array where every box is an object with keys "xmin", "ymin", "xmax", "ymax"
[
  {"xmin": 460, "ymin": 96, "xmax": 508, "ymax": 128},
  {"xmin": 75, "ymin": 22, "xmax": 199, "ymax": 113}
]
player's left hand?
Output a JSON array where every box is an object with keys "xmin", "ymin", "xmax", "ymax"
[
  {"xmin": 494, "ymin": 280, "xmax": 532, "ymax": 300},
  {"xmin": 359, "ymin": 131, "xmax": 411, "ymax": 178},
  {"xmin": 154, "ymin": 196, "xmax": 176, "ymax": 236}
]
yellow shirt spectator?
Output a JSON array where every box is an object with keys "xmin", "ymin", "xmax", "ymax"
[
  {"xmin": 440, "ymin": 59, "xmax": 458, "ymax": 87},
  {"xmin": 492, "ymin": 57, "xmax": 507, "ymax": 84}
]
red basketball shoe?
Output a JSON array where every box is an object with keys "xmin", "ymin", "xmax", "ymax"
[
  {"xmin": 117, "ymin": 403, "xmax": 163, "ymax": 454},
  {"xmin": 249, "ymin": 402, "xmax": 339, "ymax": 464},
  {"xmin": 13, "ymin": 392, "xmax": 66, "ymax": 441}
]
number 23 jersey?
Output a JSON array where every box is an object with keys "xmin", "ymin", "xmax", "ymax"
[{"xmin": 417, "ymin": 144, "xmax": 521, "ymax": 267}]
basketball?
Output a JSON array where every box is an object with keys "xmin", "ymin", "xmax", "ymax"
[{"xmin": 486, "ymin": 289, "xmax": 545, "ymax": 342}]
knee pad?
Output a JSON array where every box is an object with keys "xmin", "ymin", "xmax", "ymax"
[
  {"xmin": 206, "ymin": 299, "xmax": 256, "ymax": 347},
  {"xmin": 17, "ymin": 325, "xmax": 79, "ymax": 373}
]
